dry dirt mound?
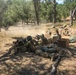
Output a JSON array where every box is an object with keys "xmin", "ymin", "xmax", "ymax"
[
  {"xmin": 0, "ymin": 32, "xmax": 7, "ymax": 38},
  {"xmin": 0, "ymin": 32, "xmax": 14, "ymax": 54}
]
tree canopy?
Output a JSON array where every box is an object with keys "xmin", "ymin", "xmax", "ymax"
[{"xmin": 0, "ymin": 0, "xmax": 76, "ymax": 30}]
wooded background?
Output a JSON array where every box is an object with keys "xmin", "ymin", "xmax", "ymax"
[{"xmin": 0, "ymin": 0, "xmax": 76, "ymax": 31}]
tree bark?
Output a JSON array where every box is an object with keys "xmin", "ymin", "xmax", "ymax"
[
  {"xmin": 0, "ymin": 15, "xmax": 3, "ymax": 32},
  {"xmin": 33, "ymin": 0, "xmax": 39, "ymax": 25},
  {"xmin": 0, "ymin": 27, "xmax": 1, "ymax": 32},
  {"xmin": 53, "ymin": 0, "xmax": 57, "ymax": 23},
  {"xmin": 72, "ymin": 7, "xmax": 76, "ymax": 20},
  {"xmin": 70, "ymin": 10, "xmax": 73, "ymax": 26},
  {"xmin": 50, "ymin": 50, "xmax": 64, "ymax": 75},
  {"xmin": 26, "ymin": 19, "xmax": 29, "ymax": 25}
]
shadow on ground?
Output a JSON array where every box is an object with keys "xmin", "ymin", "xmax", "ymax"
[
  {"xmin": 0, "ymin": 51, "xmax": 52, "ymax": 75},
  {"xmin": 0, "ymin": 42, "xmax": 76, "ymax": 75}
]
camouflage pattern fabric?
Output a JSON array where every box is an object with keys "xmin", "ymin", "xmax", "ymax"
[{"xmin": 69, "ymin": 36, "xmax": 76, "ymax": 43}]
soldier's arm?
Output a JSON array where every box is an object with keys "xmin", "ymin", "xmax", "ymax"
[
  {"xmin": 49, "ymin": 31, "xmax": 51, "ymax": 35},
  {"xmin": 25, "ymin": 41, "xmax": 31, "ymax": 47},
  {"xmin": 56, "ymin": 28, "xmax": 59, "ymax": 35}
]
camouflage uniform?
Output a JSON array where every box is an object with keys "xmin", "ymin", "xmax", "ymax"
[
  {"xmin": 49, "ymin": 26, "xmax": 61, "ymax": 43},
  {"xmin": 25, "ymin": 41, "xmax": 37, "ymax": 52}
]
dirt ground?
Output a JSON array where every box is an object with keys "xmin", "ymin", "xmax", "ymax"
[{"xmin": 0, "ymin": 22, "xmax": 76, "ymax": 75}]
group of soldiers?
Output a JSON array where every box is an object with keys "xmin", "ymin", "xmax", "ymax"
[
  {"xmin": 8, "ymin": 25, "xmax": 73, "ymax": 75},
  {"xmin": 10, "ymin": 25, "xmax": 63, "ymax": 60}
]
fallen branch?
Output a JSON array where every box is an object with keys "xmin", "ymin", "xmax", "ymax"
[{"xmin": 50, "ymin": 50, "xmax": 64, "ymax": 75}]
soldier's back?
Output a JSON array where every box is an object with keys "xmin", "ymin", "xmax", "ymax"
[{"xmin": 50, "ymin": 28, "xmax": 59, "ymax": 35}]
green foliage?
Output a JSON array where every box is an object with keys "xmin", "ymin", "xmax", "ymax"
[
  {"xmin": 3, "ymin": 8, "xmax": 18, "ymax": 27},
  {"xmin": 64, "ymin": 0, "xmax": 76, "ymax": 10},
  {"xmin": 56, "ymin": 0, "xmax": 76, "ymax": 21},
  {"xmin": 39, "ymin": 1, "xmax": 54, "ymax": 22},
  {"xmin": 0, "ymin": 0, "xmax": 8, "ymax": 27},
  {"xmin": 57, "ymin": 4, "xmax": 69, "ymax": 21},
  {"xmin": 0, "ymin": 0, "xmax": 76, "ymax": 29},
  {"xmin": 0, "ymin": 0, "xmax": 35, "ymax": 28}
]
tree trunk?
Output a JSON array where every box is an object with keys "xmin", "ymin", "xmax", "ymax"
[
  {"xmin": 33, "ymin": 0, "xmax": 39, "ymax": 25},
  {"xmin": 22, "ymin": 20, "xmax": 24, "ymax": 26},
  {"xmin": 26, "ymin": 19, "xmax": 29, "ymax": 25},
  {"xmin": 0, "ymin": 15, "xmax": 3, "ymax": 32},
  {"xmin": 0, "ymin": 27, "xmax": 1, "ymax": 32},
  {"xmin": 72, "ymin": 7, "xmax": 76, "ymax": 20},
  {"xmin": 70, "ymin": 10, "xmax": 73, "ymax": 26},
  {"xmin": 74, "ymin": 13, "xmax": 76, "ymax": 20},
  {"xmin": 50, "ymin": 50, "xmax": 64, "ymax": 75},
  {"xmin": 53, "ymin": 0, "xmax": 57, "ymax": 23},
  {"xmin": 5, "ymin": 25, "xmax": 9, "ymax": 31}
]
